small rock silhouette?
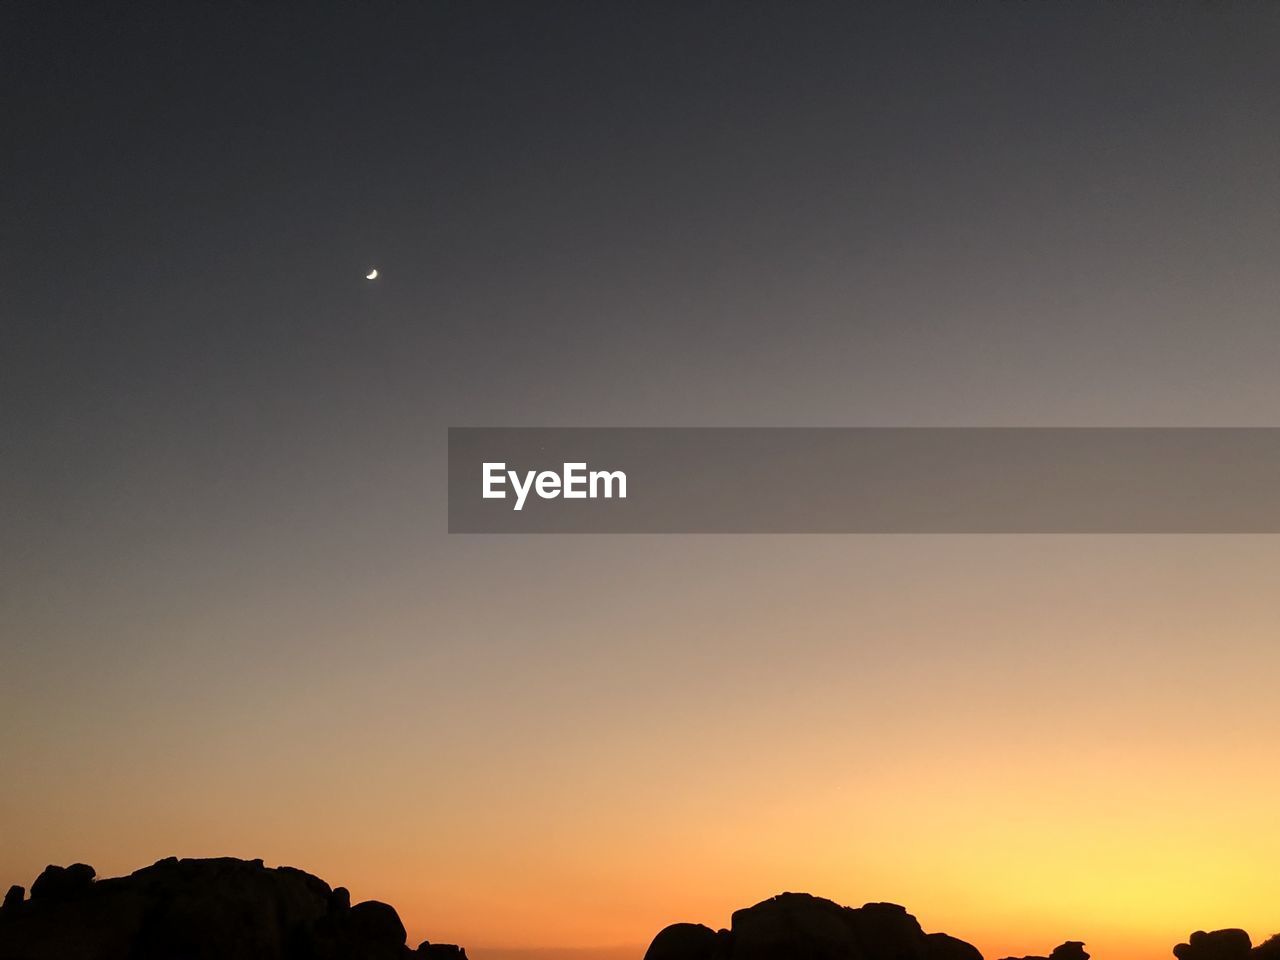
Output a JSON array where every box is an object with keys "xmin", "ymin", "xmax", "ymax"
[
  {"xmin": 1001, "ymin": 941, "xmax": 1090, "ymax": 960},
  {"xmin": 417, "ymin": 942, "xmax": 470, "ymax": 959}
]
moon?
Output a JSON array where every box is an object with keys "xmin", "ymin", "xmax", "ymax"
[{"xmin": 365, "ymin": 268, "xmax": 378, "ymax": 280}]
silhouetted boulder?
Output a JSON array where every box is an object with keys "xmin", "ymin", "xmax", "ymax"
[
  {"xmin": 731, "ymin": 893, "xmax": 866, "ymax": 960},
  {"xmin": 416, "ymin": 941, "xmax": 470, "ymax": 959},
  {"xmin": 1253, "ymin": 936, "xmax": 1280, "ymax": 960},
  {"xmin": 646, "ymin": 892, "xmax": 983, "ymax": 960},
  {"xmin": 347, "ymin": 899, "xmax": 408, "ymax": 957},
  {"xmin": 29, "ymin": 863, "xmax": 95, "ymax": 903},
  {"xmin": 1176, "ymin": 930, "xmax": 1254, "ymax": 960},
  {"xmin": 0, "ymin": 856, "xmax": 464, "ymax": 960},
  {"xmin": 1003, "ymin": 943, "xmax": 1088, "ymax": 960},
  {"xmin": 0, "ymin": 887, "xmax": 21, "ymax": 912},
  {"xmin": 928, "ymin": 933, "xmax": 985, "ymax": 960},
  {"xmin": 645, "ymin": 922, "xmax": 726, "ymax": 960},
  {"xmin": 1000, "ymin": 942, "xmax": 1089, "ymax": 960},
  {"xmin": 849, "ymin": 901, "xmax": 936, "ymax": 960}
]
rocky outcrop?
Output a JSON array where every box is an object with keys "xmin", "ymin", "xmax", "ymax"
[
  {"xmin": 1001, "ymin": 942, "xmax": 1090, "ymax": 960},
  {"xmin": 644, "ymin": 896, "xmax": 1280, "ymax": 960},
  {"xmin": 928, "ymin": 933, "xmax": 984, "ymax": 960},
  {"xmin": 416, "ymin": 942, "xmax": 469, "ymax": 959},
  {"xmin": 7, "ymin": 868, "xmax": 1280, "ymax": 960},
  {"xmin": 644, "ymin": 892, "xmax": 981, "ymax": 960},
  {"xmin": 0, "ymin": 857, "xmax": 467, "ymax": 960},
  {"xmin": 28, "ymin": 863, "xmax": 95, "ymax": 903},
  {"xmin": 1175, "ymin": 930, "xmax": 1254, "ymax": 960},
  {"xmin": 646, "ymin": 922, "xmax": 729, "ymax": 960},
  {"xmin": 1175, "ymin": 930, "xmax": 1280, "ymax": 960}
]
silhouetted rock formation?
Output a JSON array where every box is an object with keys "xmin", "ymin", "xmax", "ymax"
[
  {"xmin": 28, "ymin": 863, "xmax": 95, "ymax": 903},
  {"xmin": 645, "ymin": 892, "xmax": 982, "ymax": 960},
  {"xmin": 417, "ymin": 942, "xmax": 469, "ymax": 959},
  {"xmin": 647, "ymin": 922, "xmax": 729, "ymax": 960},
  {"xmin": 0, "ymin": 857, "xmax": 467, "ymax": 960},
  {"xmin": 929, "ymin": 934, "xmax": 984, "ymax": 960},
  {"xmin": 8, "ymin": 870, "xmax": 1280, "ymax": 960},
  {"xmin": 1175, "ymin": 930, "xmax": 1254, "ymax": 960},
  {"xmin": 646, "ymin": 894, "xmax": 1280, "ymax": 960},
  {"xmin": 1001, "ymin": 942, "xmax": 1090, "ymax": 960}
]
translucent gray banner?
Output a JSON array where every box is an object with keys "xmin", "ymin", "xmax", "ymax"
[{"xmin": 448, "ymin": 428, "xmax": 1280, "ymax": 533}]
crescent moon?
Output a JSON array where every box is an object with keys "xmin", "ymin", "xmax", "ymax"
[{"xmin": 365, "ymin": 268, "xmax": 378, "ymax": 280}]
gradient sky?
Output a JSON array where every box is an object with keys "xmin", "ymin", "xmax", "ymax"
[{"xmin": 4, "ymin": 3, "xmax": 1280, "ymax": 959}]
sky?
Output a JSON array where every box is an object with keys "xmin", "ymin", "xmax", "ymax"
[{"xmin": 4, "ymin": 2, "xmax": 1280, "ymax": 958}]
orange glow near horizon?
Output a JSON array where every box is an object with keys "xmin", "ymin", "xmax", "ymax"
[{"xmin": 4, "ymin": 538, "xmax": 1279, "ymax": 960}]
